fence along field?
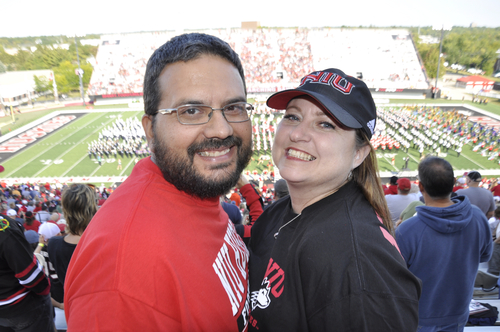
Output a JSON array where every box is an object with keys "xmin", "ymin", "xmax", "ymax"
[{"xmin": 0, "ymin": 109, "xmax": 144, "ymax": 182}]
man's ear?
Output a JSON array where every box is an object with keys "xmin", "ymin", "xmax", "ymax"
[
  {"xmin": 142, "ymin": 114, "xmax": 155, "ymax": 154},
  {"xmin": 418, "ymin": 182, "xmax": 425, "ymax": 194}
]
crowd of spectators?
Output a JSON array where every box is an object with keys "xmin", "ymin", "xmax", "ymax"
[
  {"xmin": 3, "ymin": 167, "xmax": 500, "ymax": 329},
  {"xmin": 88, "ymin": 33, "xmax": 172, "ymax": 96},
  {"xmin": 0, "ymin": 182, "xmax": 110, "ymax": 226},
  {"xmin": 87, "ymin": 28, "xmax": 427, "ymax": 96},
  {"xmin": 0, "ymin": 181, "xmax": 108, "ymax": 330},
  {"xmin": 309, "ymin": 29, "xmax": 427, "ymax": 89}
]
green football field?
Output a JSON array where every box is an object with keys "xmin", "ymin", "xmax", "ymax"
[
  {"xmin": 0, "ymin": 104, "xmax": 500, "ymax": 186},
  {"xmin": 0, "ymin": 109, "xmax": 144, "ymax": 185}
]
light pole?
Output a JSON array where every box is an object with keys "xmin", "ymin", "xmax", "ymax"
[
  {"xmin": 432, "ymin": 25, "xmax": 452, "ymax": 99},
  {"xmin": 73, "ymin": 36, "xmax": 86, "ymax": 106}
]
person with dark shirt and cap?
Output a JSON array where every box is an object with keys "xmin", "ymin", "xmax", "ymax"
[{"xmin": 457, "ymin": 171, "xmax": 496, "ymax": 219}]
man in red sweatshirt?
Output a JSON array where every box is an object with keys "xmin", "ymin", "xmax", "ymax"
[{"xmin": 65, "ymin": 33, "xmax": 253, "ymax": 331}]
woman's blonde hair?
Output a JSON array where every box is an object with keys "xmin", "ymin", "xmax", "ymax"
[
  {"xmin": 353, "ymin": 129, "xmax": 393, "ymax": 235},
  {"xmin": 62, "ymin": 184, "xmax": 97, "ymax": 236}
]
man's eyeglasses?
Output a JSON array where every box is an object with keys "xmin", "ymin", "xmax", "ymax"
[{"xmin": 156, "ymin": 102, "xmax": 254, "ymax": 125}]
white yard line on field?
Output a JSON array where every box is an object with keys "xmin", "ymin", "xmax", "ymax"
[
  {"xmin": 119, "ymin": 157, "xmax": 137, "ymax": 177},
  {"xmin": 461, "ymin": 152, "xmax": 486, "ymax": 169},
  {"xmin": 6, "ymin": 114, "xmax": 105, "ymax": 177},
  {"xmin": 36, "ymin": 116, "xmax": 120, "ymax": 177}
]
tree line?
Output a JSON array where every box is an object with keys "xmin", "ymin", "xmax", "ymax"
[
  {"xmin": 0, "ymin": 37, "xmax": 97, "ymax": 94},
  {"xmin": 410, "ymin": 27, "xmax": 500, "ymax": 79}
]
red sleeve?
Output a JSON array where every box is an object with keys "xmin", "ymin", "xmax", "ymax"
[{"xmin": 239, "ymin": 184, "xmax": 264, "ymax": 239}]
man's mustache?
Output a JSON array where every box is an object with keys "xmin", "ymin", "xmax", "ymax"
[{"xmin": 187, "ymin": 136, "xmax": 243, "ymax": 159}]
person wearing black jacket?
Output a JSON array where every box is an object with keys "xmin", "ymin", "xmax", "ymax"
[
  {"xmin": 248, "ymin": 68, "xmax": 421, "ymax": 331},
  {"xmin": 0, "ymin": 214, "xmax": 54, "ymax": 331}
]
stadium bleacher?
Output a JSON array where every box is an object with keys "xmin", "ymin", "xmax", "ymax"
[{"xmin": 87, "ymin": 28, "xmax": 429, "ymax": 100}]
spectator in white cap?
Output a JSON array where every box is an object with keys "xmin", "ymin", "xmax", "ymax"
[
  {"xmin": 453, "ymin": 177, "xmax": 466, "ymax": 192},
  {"xmin": 35, "ymin": 221, "xmax": 64, "ymax": 313},
  {"xmin": 6, "ymin": 209, "xmax": 17, "ymax": 218}
]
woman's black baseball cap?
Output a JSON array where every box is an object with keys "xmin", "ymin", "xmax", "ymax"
[{"xmin": 267, "ymin": 68, "xmax": 377, "ymax": 140}]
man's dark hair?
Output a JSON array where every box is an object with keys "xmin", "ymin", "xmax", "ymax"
[
  {"xmin": 495, "ymin": 206, "xmax": 500, "ymax": 219},
  {"xmin": 143, "ymin": 33, "xmax": 246, "ymax": 116},
  {"xmin": 274, "ymin": 179, "xmax": 289, "ymax": 200},
  {"xmin": 418, "ymin": 156, "xmax": 455, "ymax": 199}
]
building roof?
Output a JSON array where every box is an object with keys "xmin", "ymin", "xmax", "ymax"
[
  {"xmin": 0, "ymin": 70, "xmax": 53, "ymax": 85},
  {"xmin": 456, "ymin": 75, "xmax": 494, "ymax": 83},
  {"xmin": 0, "ymin": 70, "xmax": 54, "ymax": 98}
]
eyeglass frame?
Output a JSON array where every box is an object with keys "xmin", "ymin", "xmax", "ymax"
[{"xmin": 155, "ymin": 102, "xmax": 254, "ymax": 125}]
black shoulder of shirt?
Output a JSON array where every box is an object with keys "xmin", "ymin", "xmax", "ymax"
[
  {"xmin": 299, "ymin": 180, "xmax": 360, "ymax": 217},
  {"xmin": 0, "ymin": 214, "xmax": 24, "ymax": 234}
]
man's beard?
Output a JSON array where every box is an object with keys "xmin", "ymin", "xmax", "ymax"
[{"xmin": 152, "ymin": 129, "xmax": 252, "ymax": 199}]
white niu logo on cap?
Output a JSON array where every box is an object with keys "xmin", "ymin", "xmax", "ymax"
[
  {"xmin": 299, "ymin": 72, "xmax": 354, "ymax": 95},
  {"xmin": 367, "ymin": 119, "xmax": 375, "ymax": 135}
]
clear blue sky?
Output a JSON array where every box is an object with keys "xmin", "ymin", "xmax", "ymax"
[{"xmin": 1, "ymin": 0, "xmax": 499, "ymax": 37}]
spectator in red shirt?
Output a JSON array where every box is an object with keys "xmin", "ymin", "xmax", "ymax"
[
  {"xmin": 453, "ymin": 177, "xmax": 466, "ymax": 192},
  {"xmin": 0, "ymin": 203, "xmax": 7, "ymax": 215},
  {"xmin": 33, "ymin": 201, "xmax": 42, "ymax": 213},
  {"xmin": 490, "ymin": 179, "xmax": 500, "ymax": 197},
  {"xmin": 23, "ymin": 211, "xmax": 41, "ymax": 232},
  {"xmin": 384, "ymin": 176, "xmax": 399, "ymax": 195},
  {"xmin": 229, "ymin": 191, "xmax": 241, "ymax": 207}
]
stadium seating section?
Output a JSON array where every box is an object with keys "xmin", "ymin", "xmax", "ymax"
[{"xmin": 87, "ymin": 28, "xmax": 428, "ymax": 96}]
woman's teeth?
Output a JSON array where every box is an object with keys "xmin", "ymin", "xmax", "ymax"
[{"xmin": 287, "ymin": 149, "xmax": 316, "ymax": 161}]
